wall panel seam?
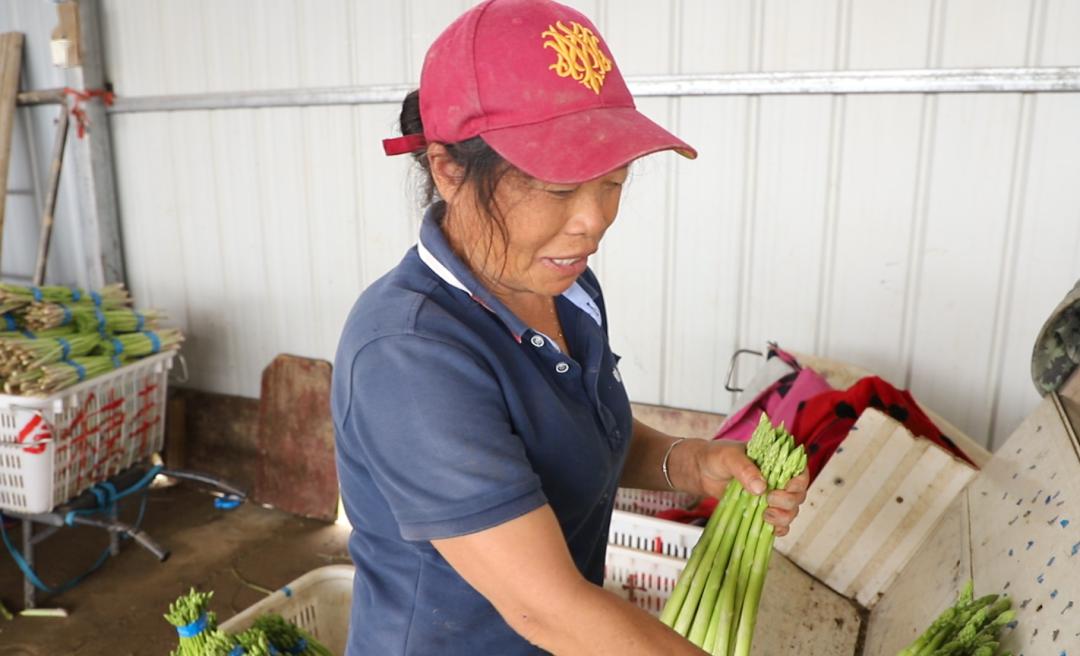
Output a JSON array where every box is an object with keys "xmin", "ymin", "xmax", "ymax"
[
  {"xmin": 899, "ymin": 0, "xmax": 947, "ymax": 388},
  {"xmin": 658, "ymin": 0, "xmax": 683, "ymax": 405},
  {"xmin": 986, "ymin": 0, "xmax": 1048, "ymax": 449},
  {"xmin": 815, "ymin": 0, "xmax": 853, "ymax": 358}
]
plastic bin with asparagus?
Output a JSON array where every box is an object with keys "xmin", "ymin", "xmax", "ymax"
[
  {"xmin": 165, "ymin": 588, "xmax": 333, "ymax": 656},
  {"xmin": 659, "ymin": 414, "xmax": 807, "ymax": 656}
]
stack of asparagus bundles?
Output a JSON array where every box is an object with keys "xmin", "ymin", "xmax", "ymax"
[
  {"xmin": 660, "ymin": 414, "xmax": 807, "ymax": 656},
  {"xmin": 165, "ymin": 588, "xmax": 333, "ymax": 656},
  {"xmin": 897, "ymin": 580, "xmax": 1016, "ymax": 656},
  {"xmin": 0, "ymin": 283, "xmax": 182, "ymax": 396},
  {"xmin": 0, "ymin": 282, "xmax": 129, "ymax": 316}
]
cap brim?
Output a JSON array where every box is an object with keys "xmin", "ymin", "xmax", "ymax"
[{"xmin": 480, "ymin": 106, "xmax": 697, "ymax": 184}]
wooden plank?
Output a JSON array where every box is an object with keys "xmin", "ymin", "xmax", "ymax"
[
  {"xmin": 629, "ymin": 402, "xmax": 725, "ymax": 439},
  {"xmin": 967, "ymin": 395, "xmax": 1080, "ymax": 655},
  {"xmin": 0, "ymin": 32, "xmax": 24, "ymax": 269},
  {"xmin": 254, "ymin": 355, "xmax": 338, "ymax": 522},
  {"xmin": 752, "ymin": 552, "xmax": 862, "ymax": 656}
]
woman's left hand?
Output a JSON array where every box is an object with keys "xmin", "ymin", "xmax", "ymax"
[{"xmin": 678, "ymin": 439, "xmax": 810, "ymax": 538}]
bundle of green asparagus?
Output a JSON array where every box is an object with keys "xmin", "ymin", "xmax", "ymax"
[
  {"xmin": 165, "ymin": 589, "xmax": 334, "ymax": 656},
  {"xmin": 6, "ymin": 355, "xmax": 125, "ymax": 396},
  {"xmin": 253, "ymin": 614, "xmax": 333, "ymax": 656},
  {"xmin": 164, "ymin": 589, "xmax": 233, "ymax": 656},
  {"xmin": 100, "ymin": 329, "xmax": 184, "ymax": 359},
  {"xmin": 6, "ymin": 325, "xmax": 77, "ymax": 339},
  {"xmin": 233, "ymin": 627, "xmax": 274, "ymax": 656},
  {"xmin": 897, "ymin": 580, "xmax": 1016, "ymax": 656},
  {"xmin": 0, "ymin": 330, "xmax": 182, "ymax": 396},
  {"xmin": 0, "ymin": 334, "xmax": 100, "ymax": 375},
  {"xmin": 660, "ymin": 414, "xmax": 807, "ymax": 655},
  {"xmin": 74, "ymin": 308, "xmax": 164, "ymax": 335},
  {"xmin": 0, "ymin": 282, "xmax": 129, "ymax": 315}
]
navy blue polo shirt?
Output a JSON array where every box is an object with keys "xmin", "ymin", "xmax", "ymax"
[{"xmin": 332, "ymin": 206, "xmax": 634, "ymax": 655}]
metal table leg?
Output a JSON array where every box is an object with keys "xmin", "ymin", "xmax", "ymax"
[
  {"xmin": 108, "ymin": 503, "xmax": 119, "ymax": 557},
  {"xmin": 22, "ymin": 518, "xmax": 34, "ymax": 610}
]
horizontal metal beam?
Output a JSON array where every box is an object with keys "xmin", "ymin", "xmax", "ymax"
[
  {"xmin": 630, "ymin": 67, "xmax": 1080, "ymax": 96},
  {"xmin": 111, "ymin": 83, "xmax": 414, "ymax": 113},
  {"xmin": 16, "ymin": 89, "xmax": 65, "ymax": 106},
  {"xmin": 107, "ymin": 66, "xmax": 1080, "ymax": 114}
]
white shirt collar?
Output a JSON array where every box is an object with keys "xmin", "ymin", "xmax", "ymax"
[{"xmin": 417, "ymin": 239, "xmax": 602, "ymax": 329}]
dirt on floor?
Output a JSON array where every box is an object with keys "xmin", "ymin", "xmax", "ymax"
[{"xmin": 0, "ymin": 483, "xmax": 351, "ymax": 655}]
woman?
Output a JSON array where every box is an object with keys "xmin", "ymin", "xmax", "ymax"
[{"xmin": 331, "ymin": 1, "xmax": 809, "ymax": 653}]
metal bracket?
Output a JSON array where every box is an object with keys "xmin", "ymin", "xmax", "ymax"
[{"xmin": 724, "ymin": 348, "xmax": 764, "ymax": 393}]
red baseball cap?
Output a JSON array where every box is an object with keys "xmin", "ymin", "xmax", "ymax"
[{"xmin": 383, "ymin": 0, "xmax": 697, "ymax": 184}]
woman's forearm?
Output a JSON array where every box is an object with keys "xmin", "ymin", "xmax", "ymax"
[
  {"xmin": 619, "ymin": 418, "xmax": 708, "ymax": 493},
  {"xmin": 511, "ymin": 578, "xmax": 707, "ymax": 655}
]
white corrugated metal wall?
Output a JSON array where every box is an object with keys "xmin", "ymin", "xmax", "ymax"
[
  {"xmin": 0, "ymin": 1, "xmax": 92, "ymax": 288},
  {"xmin": 100, "ymin": 0, "xmax": 1080, "ymax": 449}
]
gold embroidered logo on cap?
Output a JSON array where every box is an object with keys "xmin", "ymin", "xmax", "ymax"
[{"xmin": 541, "ymin": 21, "xmax": 613, "ymax": 94}]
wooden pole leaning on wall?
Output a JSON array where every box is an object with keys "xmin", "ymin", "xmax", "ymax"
[
  {"xmin": 0, "ymin": 33, "xmax": 26, "ymax": 273},
  {"xmin": 33, "ymin": 101, "xmax": 69, "ymax": 285}
]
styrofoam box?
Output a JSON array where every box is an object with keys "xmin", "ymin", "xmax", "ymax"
[{"xmin": 0, "ymin": 351, "xmax": 174, "ymax": 514}]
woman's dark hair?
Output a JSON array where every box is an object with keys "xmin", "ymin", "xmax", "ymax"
[{"xmin": 399, "ymin": 89, "xmax": 512, "ymax": 274}]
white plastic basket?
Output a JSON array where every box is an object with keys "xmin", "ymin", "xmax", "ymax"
[
  {"xmin": 604, "ymin": 545, "xmax": 689, "ymax": 616},
  {"xmin": 605, "ymin": 509, "xmax": 701, "ymax": 616},
  {"xmin": 613, "ymin": 487, "xmax": 698, "ymax": 517},
  {"xmin": 0, "ymin": 351, "xmax": 175, "ymax": 514},
  {"xmin": 220, "ymin": 564, "xmax": 353, "ymax": 654},
  {"xmin": 608, "ymin": 509, "xmax": 703, "ymax": 560}
]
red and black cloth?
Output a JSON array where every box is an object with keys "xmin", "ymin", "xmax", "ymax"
[
  {"xmin": 655, "ymin": 372, "xmax": 976, "ymax": 525},
  {"xmin": 792, "ymin": 375, "xmax": 975, "ymax": 480}
]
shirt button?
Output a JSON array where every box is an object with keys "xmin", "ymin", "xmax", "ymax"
[
  {"xmin": 530, "ymin": 335, "xmax": 545, "ymax": 348},
  {"xmin": 555, "ymin": 362, "xmax": 570, "ymax": 374}
]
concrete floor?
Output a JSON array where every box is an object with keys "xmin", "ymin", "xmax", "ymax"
[{"xmin": 0, "ymin": 484, "xmax": 351, "ymax": 655}]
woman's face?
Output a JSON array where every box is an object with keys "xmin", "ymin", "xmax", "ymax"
[{"xmin": 449, "ymin": 165, "xmax": 630, "ymax": 301}]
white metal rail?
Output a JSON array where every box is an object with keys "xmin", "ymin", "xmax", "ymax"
[{"xmin": 108, "ymin": 66, "xmax": 1080, "ymax": 114}]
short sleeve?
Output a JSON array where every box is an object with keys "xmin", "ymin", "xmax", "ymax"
[{"xmin": 339, "ymin": 334, "xmax": 547, "ymax": 541}]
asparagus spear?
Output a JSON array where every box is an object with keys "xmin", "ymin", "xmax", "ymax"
[
  {"xmin": 667, "ymin": 416, "xmax": 777, "ymax": 635},
  {"xmin": 704, "ymin": 439, "xmax": 789, "ymax": 653},
  {"xmin": 730, "ymin": 447, "xmax": 806, "ymax": 656},
  {"xmin": 660, "ymin": 481, "xmax": 740, "ymax": 627}
]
